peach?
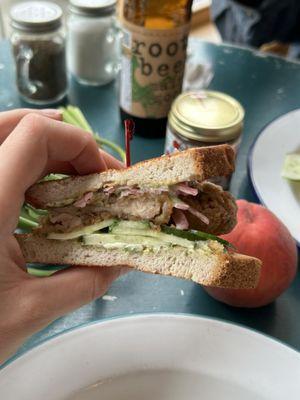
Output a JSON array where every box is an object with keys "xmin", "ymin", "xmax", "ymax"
[{"xmin": 204, "ymin": 200, "xmax": 298, "ymax": 307}]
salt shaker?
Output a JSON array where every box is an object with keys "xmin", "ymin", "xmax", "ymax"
[
  {"xmin": 10, "ymin": 1, "xmax": 67, "ymax": 105},
  {"xmin": 67, "ymin": 0, "xmax": 120, "ymax": 86}
]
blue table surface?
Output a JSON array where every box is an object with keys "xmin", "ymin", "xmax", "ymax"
[{"xmin": 1, "ymin": 38, "xmax": 300, "ymax": 367}]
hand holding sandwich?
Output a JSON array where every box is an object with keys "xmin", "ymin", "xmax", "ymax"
[{"xmin": 0, "ymin": 109, "xmax": 124, "ymax": 365}]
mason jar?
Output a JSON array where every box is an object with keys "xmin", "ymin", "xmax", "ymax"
[
  {"xmin": 165, "ymin": 90, "xmax": 245, "ymax": 190},
  {"xmin": 67, "ymin": 0, "xmax": 120, "ymax": 86},
  {"xmin": 10, "ymin": 1, "xmax": 67, "ymax": 105}
]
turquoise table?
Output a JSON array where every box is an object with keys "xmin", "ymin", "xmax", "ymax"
[{"xmin": 1, "ymin": 38, "xmax": 300, "ymax": 365}]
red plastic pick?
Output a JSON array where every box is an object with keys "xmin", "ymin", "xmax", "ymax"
[{"xmin": 124, "ymin": 119, "xmax": 134, "ymax": 167}]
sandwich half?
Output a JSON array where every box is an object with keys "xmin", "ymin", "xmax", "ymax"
[{"xmin": 16, "ymin": 145, "xmax": 261, "ymax": 289}]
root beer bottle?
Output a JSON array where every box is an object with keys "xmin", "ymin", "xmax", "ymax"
[{"xmin": 119, "ymin": 0, "xmax": 193, "ymax": 137}]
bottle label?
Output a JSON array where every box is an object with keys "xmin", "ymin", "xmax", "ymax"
[{"xmin": 120, "ymin": 20, "xmax": 190, "ymax": 119}]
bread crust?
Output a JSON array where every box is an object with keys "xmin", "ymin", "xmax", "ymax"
[
  {"xmin": 16, "ymin": 233, "xmax": 261, "ymax": 289},
  {"xmin": 26, "ymin": 145, "xmax": 235, "ymax": 209}
]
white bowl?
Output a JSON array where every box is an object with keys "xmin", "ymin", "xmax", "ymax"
[{"xmin": 1, "ymin": 314, "xmax": 300, "ymax": 399}]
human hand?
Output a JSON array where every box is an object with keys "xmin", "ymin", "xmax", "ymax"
[{"xmin": 0, "ymin": 109, "xmax": 124, "ymax": 364}]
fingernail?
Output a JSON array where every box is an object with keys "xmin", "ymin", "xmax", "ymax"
[{"xmin": 41, "ymin": 109, "xmax": 62, "ymax": 117}]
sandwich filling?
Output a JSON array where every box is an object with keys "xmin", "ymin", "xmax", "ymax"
[
  {"xmin": 33, "ymin": 181, "xmax": 236, "ymax": 254},
  {"xmin": 47, "ymin": 219, "xmax": 230, "ymax": 255},
  {"xmin": 38, "ymin": 181, "xmax": 236, "ymax": 235}
]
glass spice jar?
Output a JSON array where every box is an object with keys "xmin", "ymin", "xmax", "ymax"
[
  {"xmin": 165, "ymin": 90, "xmax": 245, "ymax": 190},
  {"xmin": 10, "ymin": 1, "xmax": 67, "ymax": 105},
  {"xmin": 67, "ymin": 0, "xmax": 120, "ymax": 86}
]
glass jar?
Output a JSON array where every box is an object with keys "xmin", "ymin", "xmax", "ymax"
[
  {"xmin": 10, "ymin": 1, "xmax": 67, "ymax": 105},
  {"xmin": 67, "ymin": 0, "xmax": 120, "ymax": 86},
  {"xmin": 165, "ymin": 90, "xmax": 245, "ymax": 190}
]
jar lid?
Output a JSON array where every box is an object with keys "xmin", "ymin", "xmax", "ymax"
[
  {"xmin": 10, "ymin": 1, "xmax": 62, "ymax": 33},
  {"xmin": 168, "ymin": 91, "xmax": 245, "ymax": 143},
  {"xmin": 69, "ymin": 0, "xmax": 116, "ymax": 16}
]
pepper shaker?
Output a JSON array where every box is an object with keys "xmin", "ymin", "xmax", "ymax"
[{"xmin": 10, "ymin": 1, "xmax": 67, "ymax": 105}]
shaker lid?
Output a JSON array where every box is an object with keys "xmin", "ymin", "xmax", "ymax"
[
  {"xmin": 168, "ymin": 90, "xmax": 245, "ymax": 142},
  {"xmin": 69, "ymin": 0, "xmax": 116, "ymax": 16},
  {"xmin": 10, "ymin": 1, "xmax": 62, "ymax": 32}
]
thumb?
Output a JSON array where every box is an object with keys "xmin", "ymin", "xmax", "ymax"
[{"xmin": 26, "ymin": 266, "xmax": 122, "ymax": 326}]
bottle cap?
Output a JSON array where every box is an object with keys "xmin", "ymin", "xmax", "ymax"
[
  {"xmin": 69, "ymin": 0, "xmax": 116, "ymax": 16},
  {"xmin": 10, "ymin": 1, "xmax": 62, "ymax": 32},
  {"xmin": 168, "ymin": 90, "xmax": 244, "ymax": 142}
]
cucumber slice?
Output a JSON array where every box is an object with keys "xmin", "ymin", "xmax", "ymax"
[
  {"xmin": 83, "ymin": 233, "xmax": 167, "ymax": 247},
  {"xmin": 28, "ymin": 268, "xmax": 55, "ymax": 277},
  {"xmin": 282, "ymin": 153, "xmax": 300, "ymax": 181},
  {"xmin": 110, "ymin": 220, "xmax": 150, "ymax": 233},
  {"xmin": 110, "ymin": 221, "xmax": 195, "ymax": 249},
  {"xmin": 27, "ymin": 265, "xmax": 68, "ymax": 277},
  {"xmin": 48, "ymin": 219, "xmax": 116, "ymax": 240},
  {"xmin": 161, "ymin": 226, "xmax": 232, "ymax": 248},
  {"xmin": 108, "ymin": 229, "xmax": 194, "ymax": 248}
]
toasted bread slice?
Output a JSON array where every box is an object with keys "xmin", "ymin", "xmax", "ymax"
[
  {"xmin": 26, "ymin": 145, "xmax": 235, "ymax": 209},
  {"xmin": 16, "ymin": 234, "xmax": 261, "ymax": 289}
]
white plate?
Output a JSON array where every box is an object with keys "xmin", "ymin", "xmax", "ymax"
[
  {"xmin": 249, "ymin": 109, "xmax": 300, "ymax": 245},
  {"xmin": 1, "ymin": 314, "xmax": 300, "ymax": 400}
]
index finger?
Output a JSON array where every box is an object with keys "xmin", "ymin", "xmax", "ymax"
[
  {"xmin": 0, "ymin": 108, "xmax": 62, "ymax": 144},
  {"xmin": 42, "ymin": 149, "xmax": 124, "ymax": 177},
  {"xmin": 0, "ymin": 113, "xmax": 107, "ymax": 232}
]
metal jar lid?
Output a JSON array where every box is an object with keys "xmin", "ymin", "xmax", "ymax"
[
  {"xmin": 69, "ymin": 0, "xmax": 116, "ymax": 17},
  {"xmin": 10, "ymin": 1, "xmax": 63, "ymax": 33},
  {"xmin": 168, "ymin": 91, "xmax": 245, "ymax": 143}
]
